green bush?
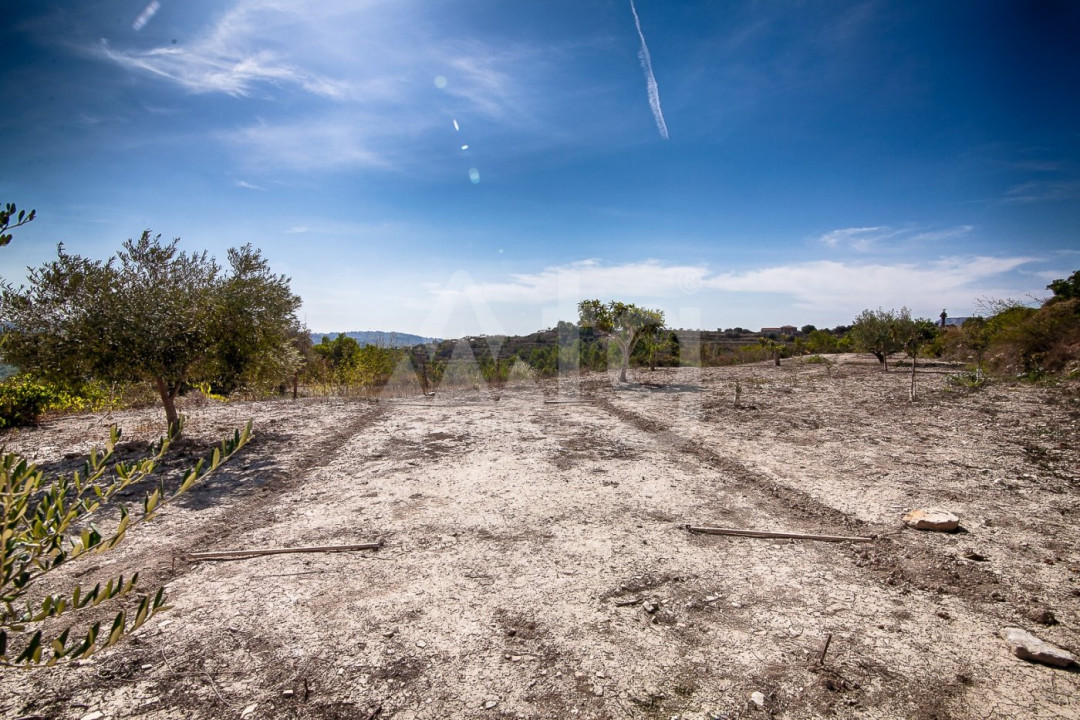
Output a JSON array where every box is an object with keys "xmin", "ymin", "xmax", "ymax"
[
  {"xmin": 0, "ymin": 376, "xmax": 116, "ymax": 428},
  {"xmin": 0, "ymin": 376, "xmax": 60, "ymax": 427}
]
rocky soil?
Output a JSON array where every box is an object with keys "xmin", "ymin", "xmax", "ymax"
[{"xmin": 2, "ymin": 355, "xmax": 1078, "ymax": 719}]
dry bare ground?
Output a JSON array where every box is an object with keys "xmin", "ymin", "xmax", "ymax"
[{"xmin": 2, "ymin": 355, "xmax": 1078, "ymax": 719}]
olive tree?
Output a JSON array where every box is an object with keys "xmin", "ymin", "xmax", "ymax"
[
  {"xmin": 0, "ymin": 202, "xmax": 35, "ymax": 247},
  {"xmin": 894, "ymin": 312, "xmax": 940, "ymax": 401},
  {"xmin": 849, "ymin": 308, "xmax": 903, "ymax": 370},
  {"xmin": 1, "ymin": 232, "xmax": 302, "ymax": 435},
  {"xmin": 578, "ymin": 300, "xmax": 665, "ymax": 382}
]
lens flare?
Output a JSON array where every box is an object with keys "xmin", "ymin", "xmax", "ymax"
[
  {"xmin": 468, "ymin": 168, "xmax": 480, "ymax": 184},
  {"xmin": 434, "ymin": 76, "xmax": 447, "ymax": 89},
  {"xmin": 132, "ymin": 0, "xmax": 161, "ymax": 31}
]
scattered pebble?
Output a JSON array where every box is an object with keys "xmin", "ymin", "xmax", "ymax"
[
  {"xmin": 283, "ymin": 689, "xmax": 295, "ymax": 698},
  {"xmin": 750, "ymin": 691, "xmax": 766, "ymax": 709},
  {"xmin": 80, "ymin": 712, "xmax": 104, "ymax": 720},
  {"xmin": 642, "ymin": 601, "xmax": 659, "ymax": 614},
  {"xmin": 240, "ymin": 705, "xmax": 257, "ymax": 719},
  {"xmin": 483, "ymin": 700, "xmax": 498, "ymax": 710},
  {"xmin": 416, "ymin": 640, "xmax": 427, "ymax": 648}
]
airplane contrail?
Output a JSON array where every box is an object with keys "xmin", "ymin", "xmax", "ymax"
[{"xmin": 629, "ymin": 0, "xmax": 669, "ymax": 140}]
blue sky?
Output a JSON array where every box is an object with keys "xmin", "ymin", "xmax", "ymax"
[{"xmin": 2, "ymin": 0, "xmax": 1078, "ymax": 337}]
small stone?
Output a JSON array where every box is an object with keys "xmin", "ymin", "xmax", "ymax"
[
  {"xmin": 415, "ymin": 640, "xmax": 427, "ymax": 648},
  {"xmin": 141, "ymin": 663, "xmax": 153, "ymax": 670},
  {"xmin": 383, "ymin": 630, "xmax": 396, "ymax": 638},
  {"xmin": 240, "ymin": 705, "xmax": 258, "ymax": 719},
  {"xmin": 81, "ymin": 712, "xmax": 105, "ymax": 720},
  {"xmin": 283, "ymin": 689, "xmax": 295, "ymax": 698},
  {"xmin": 1028, "ymin": 608, "xmax": 1057, "ymax": 626},
  {"xmin": 750, "ymin": 691, "xmax": 766, "ymax": 709},
  {"xmin": 642, "ymin": 601, "xmax": 659, "ymax": 614},
  {"xmin": 903, "ymin": 508, "xmax": 959, "ymax": 531},
  {"xmin": 1001, "ymin": 627, "xmax": 1076, "ymax": 668},
  {"xmin": 484, "ymin": 700, "xmax": 498, "ymax": 710},
  {"xmin": 593, "ymin": 686, "xmax": 604, "ymax": 696}
]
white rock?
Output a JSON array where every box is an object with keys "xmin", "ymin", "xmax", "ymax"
[
  {"xmin": 750, "ymin": 691, "xmax": 766, "ymax": 709},
  {"xmin": 1001, "ymin": 627, "xmax": 1076, "ymax": 668},
  {"xmin": 484, "ymin": 700, "xmax": 498, "ymax": 709},
  {"xmin": 80, "ymin": 712, "xmax": 105, "ymax": 720},
  {"xmin": 902, "ymin": 508, "xmax": 959, "ymax": 532}
]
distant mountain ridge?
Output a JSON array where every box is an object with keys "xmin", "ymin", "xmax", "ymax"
[{"xmin": 311, "ymin": 330, "xmax": 440, "ymax": 348}]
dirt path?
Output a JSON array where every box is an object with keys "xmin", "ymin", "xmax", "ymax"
[{"xmin": 2, "ymin": 360, "xmax": 1078, "ymax": 719}]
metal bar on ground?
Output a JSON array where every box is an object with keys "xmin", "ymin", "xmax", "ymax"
[
  {"xmin": 685, "ymin": 525, "xmax": 873, "ymax": 543},
  {"xmin": 189, "ymin": 541, "xmax": 383, "ymax": 561}
]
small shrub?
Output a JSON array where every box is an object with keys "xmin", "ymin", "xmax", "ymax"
[
  {"xmin": 804, "ymin": 355, "xmax": 833, "ymax": 365},
  {"xmin": 506, "ymin": 359, "xmax": 537, "ymax": 385},
  {"xmin": 946, "ymin": 371, "xmax": 989, "ymax": 390}
]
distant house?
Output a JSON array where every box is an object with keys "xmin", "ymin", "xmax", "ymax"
[{"xmin": 759, "ymin": 325, "xmax": 797, "ymax": 335}]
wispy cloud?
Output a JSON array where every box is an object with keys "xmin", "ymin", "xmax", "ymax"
[
  {"xmin": 629, "ymin": 0, "xmax": 669, "ymax": 140},
  {"xmin": 817, "ymin": 226, "xmax": 900, "ymax": 251},
  {"xmin": 818, "ymin": 224, "xmax": 975, "ymax": 251},
  {"xmin": 907, "ymin": 225, "xmax": 973, "ymax": 243},
  {"xmin": 236, "ymin": 180, "xmax": 265, "ymax": 190},
  {"xmin": 91, "ymin": 0, "xmax": 551, "ymax": 173},
  {"xmin": 1003, "ymin": 180, "xmax": 1080, "ymax": 203},
  {"xmin": 97, "ymin": 35, "xmax": 348, "ymax": 99},
  {"xmin": 225, "ymin": 116, "xmax": 393, "ymax": 172}
]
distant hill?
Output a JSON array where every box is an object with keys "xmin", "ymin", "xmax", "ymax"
[{"xmin": 310, "ymin": 330, "xmax": 440, "ymax": 348}]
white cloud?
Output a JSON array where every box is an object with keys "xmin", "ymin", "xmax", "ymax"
[
  {"xmin": 236, "ymin": 180, "xmax": 265, "ymax": 190},
  {"xmin": 704, "ymin": 256, "xmax": 1036, "ymax": 316},
  {"xmin": 423, "ymin": 255, "xmax": 1037, "ymax": 322}
]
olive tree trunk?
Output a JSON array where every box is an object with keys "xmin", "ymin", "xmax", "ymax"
[{"xmin": 155, "ymin": 377, "xmax": 182, "ymax": 437}]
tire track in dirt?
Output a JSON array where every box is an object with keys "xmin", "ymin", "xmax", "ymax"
[
  {"xmin": 587, "ymin": 394, "xmax": 1013, "ymax": 613},
  {"xmin": 177, "ymin": 400, "xmax": 387, "ymax": 554}
]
